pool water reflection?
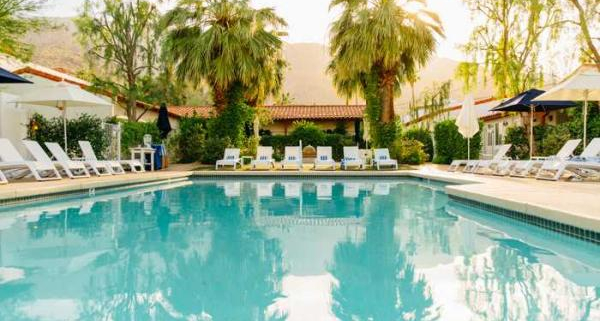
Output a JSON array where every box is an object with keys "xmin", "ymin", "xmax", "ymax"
[{"xmin": 0, "ymin": 179, "xmax": 598, "ymax": 320}]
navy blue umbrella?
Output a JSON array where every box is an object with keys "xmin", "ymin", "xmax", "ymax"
[
  {"xmin": 157, "ymin": 102, "xmax": 172, "ymax": 139},
  {"xmin": 490, "ymin": 89, "xmax": 575, "ymax": 112},
  {"xmin": 490, "ymin": 89, "xmax": 576, "ymax": 158},
  {"xmin": 0, "ymin": 67, "xmax": 32, "ymax": 84}
]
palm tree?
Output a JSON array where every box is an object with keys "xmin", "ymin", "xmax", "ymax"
[
  {"xmin": 163, "ymin": 0, "xmax": 287, "ymax": 111},
  {"xmin": 329, "ymin": 0, "xmax": 443, "ymax": 144}
]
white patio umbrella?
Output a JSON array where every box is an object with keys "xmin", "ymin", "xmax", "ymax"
[
  {"xmin": 362, "ymin": 120, "xmax": 370, "ymax": 149},
  {"xmin": 533, "ymin": 65, "xmax": 600, "ymax": 148},
  {"xmin": 18, "ymin": 82, "xmax": 112, "ymax": 150},
  {"xmin": 455, "ymin": 95, "xmax": 480, "ymax": 160}
]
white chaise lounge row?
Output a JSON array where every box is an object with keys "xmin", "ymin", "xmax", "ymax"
[
  {"xmin": 0, "ymin": 138, "xmax": 145, "ymax": 184},
  {"xmin": 448, "ymin": 138, "xmax": 600, "ymax": 181},
  {"xmin": 216, "ymin": 146, "xmax": 398, "ymax": 171}
]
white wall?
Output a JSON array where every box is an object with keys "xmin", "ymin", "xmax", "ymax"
[{"xmin": 0, "ymin": 92, "xmax": 29, "ymax": 155}]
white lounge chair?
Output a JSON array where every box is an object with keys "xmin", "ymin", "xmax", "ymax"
[
  {"xmin": 22, "ymin": 141, "xmax": 90, "ymax": 179},
  {"xmin": 48, "ymin": 142, "xmax": 110, "ymax": 176},
  {"xmin": 373, "ymin": 182, "xmax": 391, "ymax": 195},
  {"xmin": 343, "ymin": 182, "xmax": 360, "ymax": 198},
  {"xmin": 472, "ymin": 144, "xmax": 512, "ymax": 175},
  {"xmin": 316, "ymin": 182, "xmax": 334, "ymax": 200},
  {"xmin": 283, "ymin": 182, "xmax": 302, "ymax": 198},
  {"xmin": 251, "ymin": 146, "xmax": 275, "ymax": 169},
  {"xmin": 281, "ymin": 146, "xmax": 303, "ymax": 170},
  {"xmin": 449, "ymin": 158, "xmax": 477, "ymax": 172},
  {"xmin": 79, "ymin": 141, "xmax": 128, "ymax": 175},
  {"xmin": 341, "ymin": 146, "xmax": 364, "ymax": 170},
  {"xmin": 373, "ymin": 149, "xmax": 398, "ymax": 170},
  {"xmin": 256, "ymin": 182, "xmax": 274, "ymax": 198},
  {"xmin": 314, "ymin": 146, "xmax": 336, "ymax": 170},
  {"xmin": 449, "ymin": 145, "xmax": 511, "ymax": 174},
  {"xmin": 215, "ymin": 148, "xmax": 242, "ymax": 170},
  {"xmin": 448, "ymin": 159, "xmax": 468, "ymax": 172},
  {"xmin": 223, "ymin": 182, "xmax": 241, "ymax": 197},
  {"xmin": 0, "ymin": 138, "xmax": 61, "ymax": 183},
  {"xmin": 511, "ymin": 139, "xmax": 581, "ymax": 178},
  {"xmin": 540, "ymin": 138, "xmax": 600, "ymax": 181}
]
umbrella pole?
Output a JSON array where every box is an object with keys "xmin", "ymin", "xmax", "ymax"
[
  {"xmin": 583, "ymin": 91, "xmax": 589, "ymax": 149},
  {"xmin": 467, "ymin": 137, "xmax": 470, "ymax": 161},
  {"xmin": 530, "ymin": 105, "xmax": 534, "ymax": 159},
  {"xmin": 62, "ymin": 103, "xmax": 68, "ymax": 151}
]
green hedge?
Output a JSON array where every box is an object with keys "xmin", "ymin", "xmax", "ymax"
[
  {"xmin": 27, "ymin": 113, "xmax": 108, "ymax": 158},
  {"xmin": 172, "ymin": 115, "xmax": 208, "ymax": 163},
  {"xmin": 201, "ymin": 137, "xmax": 232, "ymax": 164},
  {"xmin": 391, "ymin": 138, "xmax": 427, "ymax": 165},
  {"xmin": 289, "ymin": 120, "xmax": 326, "ymax": 146},
  {"xmin": 432, "ymin": 119, "xmax": 482, "ymax": 164},
  {"xmin": 260, "ymin": 133, "xmax": 354, "ymax": 161},
  {"xmin": 403, "ymin": 127, "xmax": 433, "ymax": 161},
  {"xmin": 120, "ymin": 121, "xmax": 161, "ymax": 157},
  {"xmin": 504, "ymin": 126, "xmax": 529, "ymax": 159}
]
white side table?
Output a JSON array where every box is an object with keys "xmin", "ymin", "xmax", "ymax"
[{"xmin": 130, "ymin": 147, "xmax": 156, "ymax": 171}]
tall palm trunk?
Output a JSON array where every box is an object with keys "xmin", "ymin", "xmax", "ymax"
[
  {"xmin": 380, "ymin": 69, "xmax": 396, "ymax": 123},
  {"xmin": 381, "ymin": 78, "xmax": 395, "ymax": 123},
  {"xmin": 213, "ymin": 86, "xmax": 227, "ymax": 113}
]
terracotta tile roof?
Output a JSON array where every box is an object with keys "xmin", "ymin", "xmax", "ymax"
[
  {"xmin": 169, "ymin": 106, "xmax": 216, "ymax": 118},
  {"xmin": 13, "ymin": 65, "xmax": 176, "ymax": 117},
  {"xmin": 169, "ymin": 104, "xmax": 366, "ymax": 120}
]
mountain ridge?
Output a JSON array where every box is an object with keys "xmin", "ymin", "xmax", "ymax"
[{"xmin": 23, "ymin": 17, "xmax": 494, "ymax": 111}]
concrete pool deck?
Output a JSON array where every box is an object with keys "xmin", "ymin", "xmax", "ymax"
[
  {"xmin": 0, "ymin": 171, "xmax": 192, "ymax": 203},
  {"xmin": 0, "ymin": 165, "xmax": 598, "ymax": 235}
]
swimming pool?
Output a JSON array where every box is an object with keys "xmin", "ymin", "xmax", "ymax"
[{"xmin": 0, "ymin": 178, "xmax": 598, "ymax": 320}]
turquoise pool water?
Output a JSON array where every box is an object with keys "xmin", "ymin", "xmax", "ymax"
[{"xmin": 0, "ymin": 178, "xmax": 599, "ymax": 320}]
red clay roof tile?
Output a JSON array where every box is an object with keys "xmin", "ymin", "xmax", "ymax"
[{"xmin": 168, "ymin": 105, "xmax": 366, "ymax": 120}]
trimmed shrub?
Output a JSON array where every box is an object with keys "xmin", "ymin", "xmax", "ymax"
[
  {"xmin": 27, "ymin": 113, "xmax": 108, "ymax": 158},
  {"xmin": 242, "ymin": 136, "xmax": 260, "ymax": 158},
  {"xmin": 541, "ymin": 125, "xmax": 572, "ymax": 156},
  {"xmin": 504, "ymin": 126, "xmax": 529, "ymax": 160},
  {"xmin": 173, "ymin": 115, "xmax": 207, "ymax": 163},
  {"xmin": 432, "ymin": 119, "xmax": 482, "ymax": 164},
  {"xmin": 403, "ymin": 127, "xmax": 433, "ymax": 161},
  {"xmin": 373, "ymin": 121, "xmax": 402, "ymax": 148},
  {"xmin": 391, "ymin": 138, "xmax": 427, "ymax": 165},
  {"xmin": 201, "ymin": 137, "xmax": 232, "ymax": 164},
  {"xmin": 289, "ymin": 121, "xmax": 326, "ymax": 147}
]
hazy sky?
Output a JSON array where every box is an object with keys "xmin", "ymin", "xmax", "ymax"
[{"xmin": 40, "ymin": 0, "xmax": 474, "ymax": 60}]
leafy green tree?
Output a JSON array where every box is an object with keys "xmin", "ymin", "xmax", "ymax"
[
  {"xmin": 459, "ymin": 0, "xmax": 564, "ymax": 98},
  {"xmin": 328, "ymin": 0, "xmax": 443, "ymax": 147},
  {"xmin": 75, "ymin": 0, "xmax": 161, "ymax": 121},
  {"xmin": 410, "ymin": 81, "xmax": 451, "ymax": 128},
  {"xmin": 164, "ymin": 0, "xmax": 287, "ymax": 110},
  {"xmin": 0, "ymin": 0, "xmax": 46, "ymax": 60},
  {"xmin": 565, "ymin": 0, "xmax": 600, "ymax": 69}
]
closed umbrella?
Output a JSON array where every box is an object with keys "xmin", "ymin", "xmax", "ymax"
[
  {"xmin": 0, "ymin": 67, "xmax": 32, "ymax": 84},
  {"xmin": 490, "ymin": 89, "xmax": 575, "ymax": 158},
  {"xmin": 362, "ymin": 120, "xmax": 370, "ymax": 149},
  {"xmin": 18, "ymin": 82, "xmax": 112, "ymax": 150},
  {"xmin": 455, "ymin": 95, "xmax": 480, "ymax": 160},
  {"xmin": 157, "ymin": 102, "xmax": 172, "ymax": 139},
  {"xmin": 533, "ymin": 65, "xmax": 600, "ymax": 148}
]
